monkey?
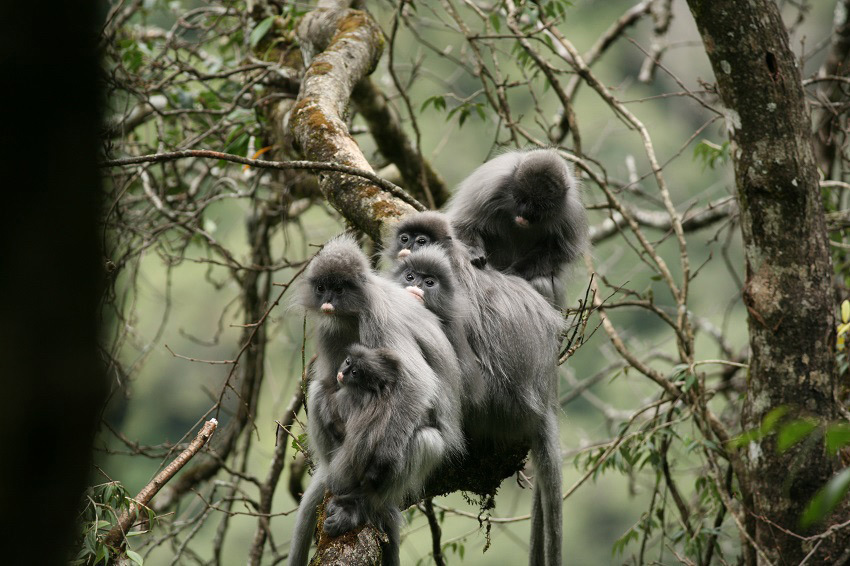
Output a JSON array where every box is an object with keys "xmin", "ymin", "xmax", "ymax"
[
  {"xmin": 385, "ymin": 211, "xmax": 566, "ymax": 566},
  {"xmin": 322, "ymin": 345, "xmax": 444, "ymax": 539},
  {"xmin": 444, "ymin": 148, "xmax": 588, "ymax": 306},
  {"xmin": 287, "ymin": 234, "xmax": 464, "ymax": 566},
  {"xmin": 391, "ymin": 246, "xmax": 485, "ymax": 406}
]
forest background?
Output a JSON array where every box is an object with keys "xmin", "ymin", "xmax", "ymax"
[{"xmin": 5, "ymin": 0, "xmax": 849, "ymax": 565}]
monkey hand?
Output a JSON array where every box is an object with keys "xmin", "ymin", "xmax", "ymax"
[
  {"xmin": 468, "ymin": 246, "xmax": 487, "ymax": 268},
  {"xmin": 323, "ymin": 497, "xmax": 360, "ymax": 537}
]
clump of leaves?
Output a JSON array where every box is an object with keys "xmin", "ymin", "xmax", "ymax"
[
  {"xmin": 71, "ymin": 481, "xmax": 153, "ymax": 566},
  {"xmin": 693, "ymin": 139, "xmax": 730, "ymax": 170}
]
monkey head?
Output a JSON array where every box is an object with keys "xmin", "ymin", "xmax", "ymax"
[
  {"xmin": 392, "ymin": 246, "xmax": 456, "ymax": 320},
  {"xmin": 387, "ymin": 211, "xmax": 453, "ymax": 260},
  {"xmin": 509, "ymin": 149, "xmax": 575, "ymax": 228},
  {"xmin": 299, "ymin": 235, "xmax": 370, "ymax": 316},
  {"xmin": 336, "ymin": 344, "xmax": 400, "ymax": 393}
]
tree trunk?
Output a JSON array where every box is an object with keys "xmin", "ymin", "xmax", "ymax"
[
  {"xmin": 686, "ymin": 1, "xmax": 848, "ymax": 562},
  {"xmin": 0, "ymin": 1, "xmax": 107, "ymax": 562}
]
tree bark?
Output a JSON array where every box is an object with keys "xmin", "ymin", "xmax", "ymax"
[
  {"xmin": 686, "ymin": 1, "xmax": 848, "ymax": 563},
  {"xmin": 291, "ymin": 5, "xmax": 416, "ymax": 242}
]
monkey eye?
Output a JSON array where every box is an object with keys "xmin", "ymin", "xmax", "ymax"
[
  {"xmin": 399, "ymin": 234, "xmax": 409, "ymax": 243},
  {"xmin": 315, "ymin": 284, "xmax": 325, "ymax": 293},
  {"xmin": 416, "ymin": 236, "xmax": 428, "ymax": 245},
  {"xmin": 405, "ymin": 273, "xmax": 414, "ymax": 282},
  {"xmin": 424, "ymin": 278, "xmax": 435, "ymax": 287},
  {"xmin": 344, "ymin": 357, "xmax": 351, "ymax": 366},
  {"xmin": 351, "ymin": 369, "xmax": 357, "ymax": 376}
]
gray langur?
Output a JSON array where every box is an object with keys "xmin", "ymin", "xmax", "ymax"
[
  {"xmin": 391, "ymin": 246, "xmax": 485, "ymax": 405},
  {"xmin": 322, "ymin": 345, "xmax": 441, "ymax": 540},
  {"xmin": 444, "ymin": 148, "xmax": 588, "ymax": 306},
  {"xmin": 288, "ymin": 235, "xmax": 464, "ymax": 566},
  {"xmin": 385, "ymin": 212, "xmax": 566, "ymax": 566}
]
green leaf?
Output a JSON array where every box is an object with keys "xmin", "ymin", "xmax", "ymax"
[
  {"xmin": 490, "ymin": 12, "xmax": 500, "ymax": 33},
  {"xmin": 126, "ymin": 549, "xmax": 145, "ymax": 565},
  {"xmin": 421, "ymin": 95, "xmax": 446, "ymax": 113},
  {"xmin": 94, "ymin": 545, "xmax": 108, "ymax": 566},
  {"xmin": 250, "ymin": 17, "xmax": 275, "ymax": 48},
  {"xmin": 777, "ymin": 419, "xmax": 818, "ymax": 452},
  {"xmin": 762, "ymin": 406, "xmax": 789, "ymax": 433},
  {"xmin": 826, "ymin": 423, "xmax": 850, "ymax": 454},
  {"xmin": 801, "ymin": 468, "xmax": 850, "ymax": 528}
]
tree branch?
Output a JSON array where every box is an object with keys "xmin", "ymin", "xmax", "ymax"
[
  {"xmin": 100, "ymin": 150, "xmax": 425, "ymax": 212},
  {"xmin": 291, "ymin": 6, "xmax": 417, "ymax": 242},
  {"xmin": 104, "ymin": 419, "xmax": 218, "ymax": 549}
]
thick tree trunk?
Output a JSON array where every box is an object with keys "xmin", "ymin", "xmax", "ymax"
[
  {"xmin": 0, "ymin": 1, "xmax": 107, "ymax": 562},
  {"xmin": 687, "ymin": 1, "xmax": 848, "ymax": 563}
]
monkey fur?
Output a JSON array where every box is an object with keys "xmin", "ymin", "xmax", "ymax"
[
  {"xmin": 287, "ymin": 235, "xmax": 464, "ymax": 566},
  {"xmin": 386, "ymin": 212, "xmax": 566, "ymax": 566},
  {"xmin": 391, "ymin": 246, "xmax": 485, "ymax": 406},
  {"xmin": 445, "ymin": 148, "xmax": 588, "ymax": 306}
]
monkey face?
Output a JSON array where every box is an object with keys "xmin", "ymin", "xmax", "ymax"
[
  {"xmin": 399, "ymin": 269, "xmax": 439, "ymax": 304},
  {"xmin": 395, "ymin": 231, "xmax": 434, "ymax": 258},
  {"xmin": 512, "ymin": 179, "xmax": 565, "ymax": 227},
  {"xmin": 336, "ymin": 355, "xmax": 359, "ymax": 385},
  {"xmin": 336, "ymin": 346, "xmax": 399, "ymax": 393},
  {"xmin": 309, "ymin": 274, "xmax": 366, "ymax": 316}
]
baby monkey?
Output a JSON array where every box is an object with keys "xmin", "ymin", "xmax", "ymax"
[{"xmin": 324, "ymin": 344, "xmax": 441, "ymax": 545}]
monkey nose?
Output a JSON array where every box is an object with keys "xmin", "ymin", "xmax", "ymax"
[
  {"xmin": 515, "ymin": 216, "xmax": 529, "ymax": 227},
  {"xmin": 336, "ymin": 371, "xmax": 344, "ymax": 383},
  {"xmin": 321, "ymin": 302, "xmax": 335, "ymax": 314},
  {"xmin": 397, "ymin": 248, "xmax": 411, "ymax": 258},
  {"xmin": 405, "ymin": 286, "xmax": 424, "ymax": 302}
]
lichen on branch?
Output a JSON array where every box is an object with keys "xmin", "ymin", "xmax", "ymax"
[{"xmin": 291, "ymin": 6, "xmax": 416, "ymax": 242}]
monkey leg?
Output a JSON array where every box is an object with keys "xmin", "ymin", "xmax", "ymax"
[
  {"xmin": 530, "ymin": 411, "xmax": 563, "ymax": 566},
  {"xmin": 380, "ymin": 507, "xmax": 402, "ymax": 566},
  {"xmin": 288, "ymin": 468, "xmax": 328, "ymax": 566}
]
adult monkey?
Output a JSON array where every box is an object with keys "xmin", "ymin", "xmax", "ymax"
[
  {"xmin": 386, "ymin": 212, "xmax": 565, "ymax": 566},
  {"xmin": 288, "ymin": 235, "xmax": 464, "ymax": 566},
  {"xmin": 444, "ymin": 148, "xmax": 588, "ymax": 306}
]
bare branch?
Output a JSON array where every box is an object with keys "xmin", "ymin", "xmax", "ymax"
[{"xmin": 104, "ymin": 419, "xmax": 218, "ymax": 549}]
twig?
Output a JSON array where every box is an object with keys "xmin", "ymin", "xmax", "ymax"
[
  {"xmin": 103, "ymin": 418, "xmax": 218, "ymax": 549},
  {"xmin": 420, "ymin": 498, "xmax": 446, "ymax": 566},
  {"xmin": 100, "ymin": 150, "xmax": 426, "ymax": 212}
]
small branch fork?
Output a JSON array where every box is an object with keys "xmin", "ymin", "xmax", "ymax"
[{"xmin": 103, "ymin": 418, "xmax": 218, "ymax": 550}]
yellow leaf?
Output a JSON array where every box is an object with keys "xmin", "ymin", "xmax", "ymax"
[
  {"xmin": 242, "ymin": 145, "xmax": 274, "ymax": 171},
  {"xmin": 842, "ymin": 300, "xmax": 849, "ymax": 324},
  {"xmin": 839, "ymin": 322, "xmax": 850, "ymax": 337}
]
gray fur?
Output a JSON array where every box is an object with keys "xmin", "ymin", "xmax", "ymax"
[
  {"xmin": 391, "ymin": 247, "xmax": 485, "ymax": 405},
  {"xmin": 385, "ymin": 213, "xmax": 565, "ymax": 566},
  {"xmin": 445, "ymin": 148, "xmax": 588, "ymax": 306},
  {"xmin": 288, "ymin": 235, "xmax": 464, "ymax": 566}
]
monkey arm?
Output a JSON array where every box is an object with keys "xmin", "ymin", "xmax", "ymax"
[{"xmin": 451, "ymin": 221, "xmax": 488, "ymax": 268}]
